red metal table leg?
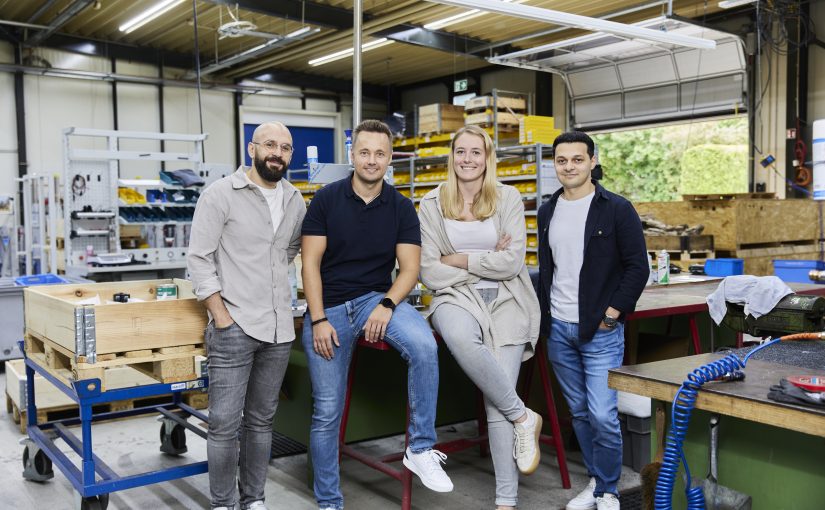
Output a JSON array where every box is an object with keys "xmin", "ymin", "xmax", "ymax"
[
  {"xmin": 688, "ymin": 314, "xmax": 703, "ymax": 354},
  {"xmin": 536, "ymin": 345, "xmax": 571, "ymax": 489}
]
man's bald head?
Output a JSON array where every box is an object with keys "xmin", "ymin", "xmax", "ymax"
[{"xmin": 252, "ymin": 122, "xmax": 291, "ymax": 143}]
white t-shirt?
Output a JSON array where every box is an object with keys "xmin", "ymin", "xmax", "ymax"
[
  {"xmin": 444, "ymin": 218, "xmax": 499, "ymax": 290},
  {"xmin": 246, "ymin": 172, "xmax": 284, "ymax": 235},
  {"xmin": 548, "ymin": 191, "xmax": 594, "ymax": 322}
]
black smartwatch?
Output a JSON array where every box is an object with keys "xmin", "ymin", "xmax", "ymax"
[
  {"xmin": 380, "ymin": 297, "xmax": 396, "ymax": 311},
  {"xmin": 603, "ymin": 315, "xmax": 618, "ymax": 328}
]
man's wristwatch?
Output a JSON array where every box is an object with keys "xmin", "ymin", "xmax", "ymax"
[
  {"xmin": 380, "ymin": 297, "xmax": 396, "ymax": 311},
  {"xmin": 603, "ymin": 314, "xmax": 619, "ymax": 328}
]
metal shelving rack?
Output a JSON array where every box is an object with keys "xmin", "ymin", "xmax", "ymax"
[{"xmin": 62, "ymin": 128, "xmax": 207, "ymax": 277}]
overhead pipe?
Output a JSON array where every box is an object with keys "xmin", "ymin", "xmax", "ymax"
[
  {"xmin": 354, "ymin": 0, "xmax": 362, "ymax": 125},
  {"xmin": 26, "ymin": 0, "xmax": 96, "ymax": 46}
]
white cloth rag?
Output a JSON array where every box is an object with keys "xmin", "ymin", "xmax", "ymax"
[{"xmin": 706, "ymin": 275, "xmax": 793, "ymax": 325}]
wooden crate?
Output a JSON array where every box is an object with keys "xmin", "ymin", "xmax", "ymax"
[
  {"xmin": 24, "ymin": 278, "xmax": 207, "ymax": 357},
  {"xmin": 4, "ymin": 359, "xmax": 208, "ymax": 433},
  {"xmin": 464, "ymin": 95, "xmax": 526, "ymax": 112},
  {"xmin": 645, "ymin": 234, "xmax": 714, "ymax": 252},
  {"xmin": 465, "ymin": 111, "xmax": 521, "ymax": 127},
  {"xmin": 634, "ymin": 199, "xmax": 819, "ymax": 252},
  {"xmin": 417, "ymin": 103, "xmax": 465, "ymax": 135}
]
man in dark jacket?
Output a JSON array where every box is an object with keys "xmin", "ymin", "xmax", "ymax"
[{"xmin": 538, "ymin": 131, "xmax": 648, "ymax": 510}]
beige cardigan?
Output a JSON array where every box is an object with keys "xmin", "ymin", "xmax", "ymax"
[{"xmin": 418, "ymin": 182, "xmax": 541, "ymax": 361}]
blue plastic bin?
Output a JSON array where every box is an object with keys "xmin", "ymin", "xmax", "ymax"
[
  {"xmin": 14, "ymin": 273, "xmax": 69, "ymax": 286},
  {"xmin": 704, "ymin": 258, "xmax": 744, "ymax": 277},
  {"xmin": 773, "ymin": 260, "xmax": 825, "ymax": 283}
]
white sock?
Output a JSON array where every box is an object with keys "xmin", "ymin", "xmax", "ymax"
[{"xmin": 518, "ymin": 409, "xmax": 535, "ymax": 428}]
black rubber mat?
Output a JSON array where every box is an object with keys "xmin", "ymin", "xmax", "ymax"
[
  {"xmin": 270, "ymin": 430, "xmax": 307, "ymax": 458},
  {"xmin": 556, "ymin": 486, "xmax": 644, "ymax": 510},
  {"xmin": 620, "ymin": 485, "xmax": 644, "ymax": 510}
]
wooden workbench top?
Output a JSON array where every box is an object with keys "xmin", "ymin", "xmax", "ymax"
[{"xmin": 609, "ymin": 353, "xmax": 825, "ymax": 438}]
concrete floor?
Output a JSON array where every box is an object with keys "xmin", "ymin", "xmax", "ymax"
[{"xmin": 0, "ymin": 366, "xmax": 641, "ymax": 510}]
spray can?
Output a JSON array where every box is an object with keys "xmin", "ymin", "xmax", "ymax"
[
  {"xmin": 344, "ymin": 129, "xmax": 353, "ymax": 166},
  {"xmin": 814, "ymin": 119, "xmax": 825, "ymax": 200},
  {"xmin": 307, "ymin": 146, "xmax": 319, "ymax": 181},
  {"xmin": 657, "ymin": 249, "xmax": 670, "ymax": 284}
]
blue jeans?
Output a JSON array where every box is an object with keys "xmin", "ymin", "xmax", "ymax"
[
  {"xmin": 547, "ymin": 318, "xmax": 624, "ymax": 497},
  {"xmin": 301, "ymin": 291, "xmax": 439, "ymax": 509}
]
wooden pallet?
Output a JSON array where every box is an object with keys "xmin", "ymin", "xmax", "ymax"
[
  {"xmin": 645, "ymin": 234, "xmax": 714, "ymax": 253},
  {"xmin": 25, "ymin": 331, "xmax": 204, "ymax": 391},
  {"xmin": 647, "ymin": 249, "xmax": 714, "ymax": 262},
  {"xmin": 682, "ymin": 192, "xmax": 776, "ymax": 201},
  {"xmin": 5, "ymin": 390, "xmax": 208, "ymax": 434}
]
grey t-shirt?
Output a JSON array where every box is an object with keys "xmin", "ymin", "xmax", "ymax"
[{"xmin": 548, "ymin": 191, "xmax": 594, "ymax": 323}]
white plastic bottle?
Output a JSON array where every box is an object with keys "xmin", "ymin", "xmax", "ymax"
[{"xmin": 657, "ymin": 249, "xmax": 670, "ymax": 284}]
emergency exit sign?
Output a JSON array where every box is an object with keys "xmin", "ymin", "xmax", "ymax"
[{"xmin": 454, "ymin": 79, "xmax": 468, "ymax": 93}]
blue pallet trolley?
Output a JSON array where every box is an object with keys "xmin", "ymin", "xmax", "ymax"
[{"xmin": 20, "ymin": 340, "xmax": 209, "ymax": 510}]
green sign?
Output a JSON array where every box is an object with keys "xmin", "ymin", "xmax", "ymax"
[{"xmin": 454, "ymin": 79, "xmax": 468, "ymax": 93}]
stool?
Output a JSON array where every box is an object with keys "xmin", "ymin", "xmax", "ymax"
[
  {"xmin": 518, "ymin": 340, "xmax": 572, "ymax": 489},
  {"xmin": 339, "ymin": 336, "xmax": 489, "ymax": 510}
]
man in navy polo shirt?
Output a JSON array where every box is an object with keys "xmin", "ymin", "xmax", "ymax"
[{"xmin": 301, "ymin": 119, "xmax": 453, "ymax": 510}]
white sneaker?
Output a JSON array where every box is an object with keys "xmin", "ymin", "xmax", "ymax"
[
  {"xmin": 566, "ymin": 477, "xmax": 597, "ymax": 510},
  {"xmin": 513, "ymin": 408, "xmax": 542, "ymax": 475},
  {"xmin": 402, "ymin": 447, "xmax": 454, "ymax": 492},
  {"xmin": 596, "ymin": 493, "xmax": 620, "ymax": 510},
  {"xmin": 246, "ymin": 502, "xmax": 268, "ymax": 510}
]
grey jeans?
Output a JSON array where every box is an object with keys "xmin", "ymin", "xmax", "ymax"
[
  {"xmin": 206, "ymin": 322, "xmax": 292, "ymax": 509},
  {"xmin": 431, "ymin": 289, "xmax": 527, "ymax": 507}
]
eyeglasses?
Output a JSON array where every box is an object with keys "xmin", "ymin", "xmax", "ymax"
[{"xmin": 251, "ymin": 140, "xmax": 294, "ymax": 154}]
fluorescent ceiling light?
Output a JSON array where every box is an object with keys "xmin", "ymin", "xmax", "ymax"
[
  {"xmin": 424, "ymin": 9, "xmax": 483, "ymax": 30},
  {"xmin": 426, "ymin": 0, "xmax": 716, "ymax": 50},
  {"xmin": 286, "ymin": 26, "xmax": 313, "ymax": 39},
  {"xmin": 718, "ymin": 0, "xmax": 757, "ymax": 8},
  {"xmin": 424, "ymin": 0, "xmax": 514, "ymax": 30},
  {"xmin": 308, "ymin": 38, "xmax": 394, "ymax": 66},
  {"xmin": 119, "ymin": 0, "xmax": 183, "ymax": 34}
]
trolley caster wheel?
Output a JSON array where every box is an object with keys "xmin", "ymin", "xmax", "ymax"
[
  {"xmin": 75, "ymin": 493, "xmax": 109, "ymax": 510},
  {"xmin": 22, "ymin": 441, "xmax": 54, "ymax": 482},
  {"xmin": 159, "ymin": 420, "xmax": 187, "ymax": 455}
]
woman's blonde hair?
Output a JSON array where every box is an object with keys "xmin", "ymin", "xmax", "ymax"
[{"xmin": 440, "ymin": 125, "xmax": 498, "ymax": 220}]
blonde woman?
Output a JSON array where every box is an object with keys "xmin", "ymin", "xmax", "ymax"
[{"xmin": 419, "ymin": 125, "xmax": 542, "ymax": 509}]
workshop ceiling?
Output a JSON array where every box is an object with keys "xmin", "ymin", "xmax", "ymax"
[{"xmin": 0, "ymin": 0, "xmax": 728, "ymax": 89}]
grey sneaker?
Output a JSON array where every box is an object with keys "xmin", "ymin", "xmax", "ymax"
[
  {"xmin": 596, "ymin": 493, "xmax": 620, "ymax": 510},
  {"xmin": 513, "ymin": 408, "xmax": 542, "ymax": 474},
  {"xmin": 402, "ymin": 447, "xmax": 454, "ymax": 492},
  {"xmin": 245, "ymin": 502, "xmax": 268, "ymax": 510},
  {"xmin": 566, "ymin": 477, "xmax": 597, "ymax": 510}
]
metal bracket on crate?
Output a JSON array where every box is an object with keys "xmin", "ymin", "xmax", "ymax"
[{"xmin": 73, "ymin": 306, "xmax": 97, "ymax": 364}]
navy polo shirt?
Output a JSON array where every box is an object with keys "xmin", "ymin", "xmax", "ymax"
[{"xmin": 302, "ymin": 175, "xmax": 421, "ymax": 308}]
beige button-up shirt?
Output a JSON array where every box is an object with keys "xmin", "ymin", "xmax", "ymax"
[{"xmin": 188, "ymin": 167, "xmax": 306, "ymax": 343}]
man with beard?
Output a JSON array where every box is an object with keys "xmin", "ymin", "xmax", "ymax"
[
  {"xmin": 188, "ymin": 121, "xmax": 306, "ymax": 510},
  {"xmin": 300, "ymin": 119, "xmax": 453, "ymax": 510}
]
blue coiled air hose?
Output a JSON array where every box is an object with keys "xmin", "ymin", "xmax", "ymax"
[{"xmin": 653, "ymin": 338, "xmax": 781, "ymax": 510}]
